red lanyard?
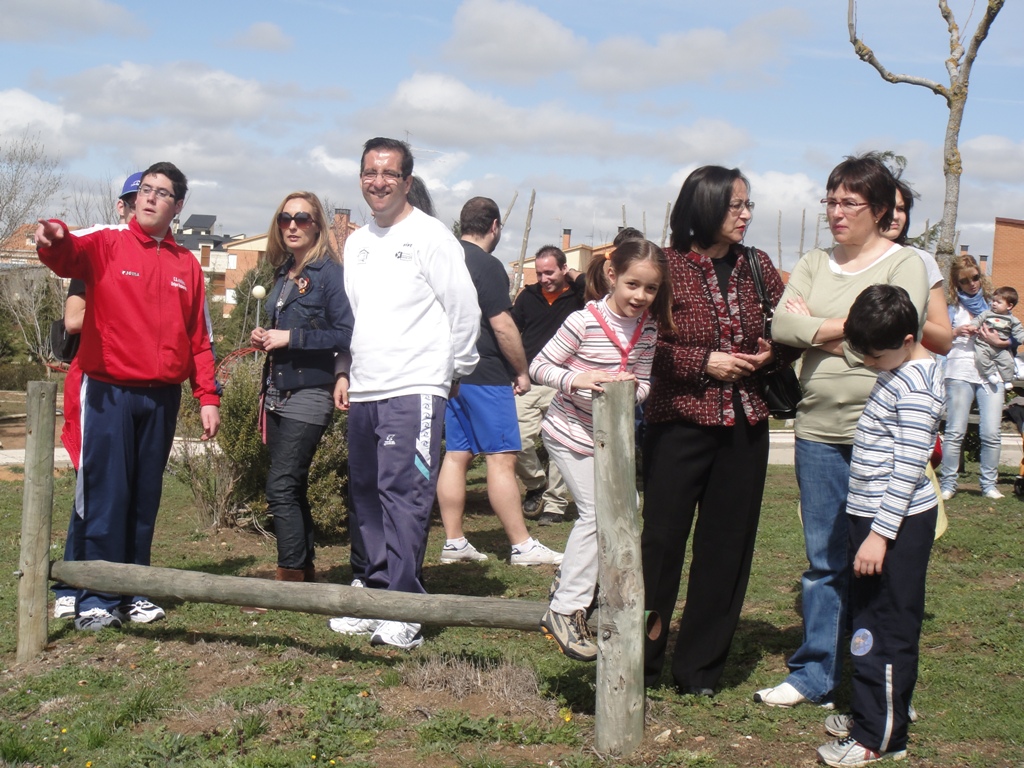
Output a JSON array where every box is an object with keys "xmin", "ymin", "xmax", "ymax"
[{"xmin": 587, "ymin": 303, "xmax": 647, "ymax": 372}]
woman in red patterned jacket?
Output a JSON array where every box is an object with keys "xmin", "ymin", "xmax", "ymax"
[{"xmin": 640, "ymin": 165, "xmax": 795, "ymax": 696}]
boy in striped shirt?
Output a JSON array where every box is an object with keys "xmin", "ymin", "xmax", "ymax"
[{"xmin": 816, "ymin": 285, "xmax": 944, "ymax": 768}]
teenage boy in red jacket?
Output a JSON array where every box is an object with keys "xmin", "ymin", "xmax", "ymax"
[{"xmin": 36, "ymin": 161, "xmax": 220, "ymax": 631}]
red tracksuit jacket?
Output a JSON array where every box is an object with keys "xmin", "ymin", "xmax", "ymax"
[{"xmin": 37, "ymin": 218, "xmax": 219, "ymax": 407}]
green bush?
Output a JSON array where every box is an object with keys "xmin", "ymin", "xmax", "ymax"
[
  {"xmin": 0, "ymin": 362, "xmax": 47, "ymax": 390},
  {"xmin": 171, "ymin": 354, "xmax": 350, "ymax": 537}
]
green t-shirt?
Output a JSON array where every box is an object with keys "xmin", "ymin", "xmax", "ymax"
[{"xmin": 772, "ymin": 246, "xmax": 928, "ymax": 444}]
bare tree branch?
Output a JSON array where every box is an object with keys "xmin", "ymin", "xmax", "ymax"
[
  {"xmin": 0, "ymin": 129, "xmax": 64, "ymax": 248},
  {"xmin": 848, "ymin": 1, "xmax": 949, "ymax": 103},
  {"xmin": 847, "ymin": 0, "xmax": 1005, "ymax": 268}
]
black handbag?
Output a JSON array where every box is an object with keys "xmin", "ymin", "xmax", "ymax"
[
  {"xmin": 746, "ymin": 247, "xmax": 802, "ymax": 420},
  {"xmin": 49, "ymin": 319, "xmax": 80, "ymax": 364}
]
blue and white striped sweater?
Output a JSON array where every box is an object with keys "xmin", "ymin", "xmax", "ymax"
[{"xmin": 847, "ymin": 359, "xmax": 945, "ymax": 539}]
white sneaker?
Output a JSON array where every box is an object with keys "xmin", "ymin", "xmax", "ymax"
[
  {"xmin": 328, "ymin": 579, "xmax": 381, "ymax": 634},
  {"xmin": 511, "ymin": 540, "xmax": 563, "ymax": 566},
  {"xmin": 370, "ymin": 620, "xmax": 424, "ymax": 650},
  {"xmin": 74, "ymin": 607, "xmax": 123, "ymax": 631},
  {"xmin": 127, "ymin": 600, "xmax": 166, "ymax": 623},
  {"xmin": 328, "ymin": 616, "xmax": 381, "ymax": 635},
  {"xmin": 440, "ymin": 540, "xmax": 489, "ymax": 564},
  {"xmin": 53, "ymin": 595, "xmax": 76, "ymax": 619},
  {"xmin": 983, "ymin": 488, "xmax": 1004, "ymax": 499},
  {"xmin": 940, "ymin": 489, "xmax": 955, "ymax": 501},
  {"xmin": 753, "ymin": 681, "xmax": 835, "ymax": 709}
]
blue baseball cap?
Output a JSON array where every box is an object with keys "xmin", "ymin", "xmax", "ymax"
[{"xmin": 120, "ymin": 172, "xmax": 143, "ymax": 199}]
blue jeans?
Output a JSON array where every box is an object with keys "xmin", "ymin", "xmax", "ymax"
[
  {"xmin": 785, "ymin": 438, "xmax": 853, "ymax": 703},
  {"xmin": 940, "ymin": 378, "xmax": 1003, "ymax": 494}
]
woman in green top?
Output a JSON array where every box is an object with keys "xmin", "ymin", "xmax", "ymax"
[{"xmin": 752, "ymin": 154, "xmax": 928, "ymax": 708}]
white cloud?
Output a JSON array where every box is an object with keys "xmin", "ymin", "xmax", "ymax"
[
  {"xmin": 444, "ymin": 3, "xmax": 803, "ymax": 92},
  {"xmin": 3, "ymin": 0, "xmax": 146, "ymax": 41},
  {"xmin": 443, "ymin": 0, "xmax": 586, "ymax": 83},
  {"xmin": 310, "ymin": 146, "xmax": 360, "ymax": 178},
  {"xmin": 227, "ymin": 22, "xmax": 293, "ymax": 52},
  {"xmin": 961, "ymin": 135, "xmax": 1024, "ymax": 183},
  {"xmin": 54, "ymin": 62, "xmax": 283, "ymax": 124},
  {"xmin": 0, "ymin": 89, "xmax": 78, "ymax": 137}
]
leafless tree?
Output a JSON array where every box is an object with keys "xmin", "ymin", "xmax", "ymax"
[
  {"xmin": 57, "ymin": 174, "xmax": 119, "ymax": 228},
  {"xmin": 0, "ymin": 266, "xmax": 65, "ymax": 363},
  {"xmin": 0, "ymin": 130, "xmax": 64, "ymax": 248},
  {"xmin": 848, "ymin": 0, "xmax": 1005, "ymax": 267}
]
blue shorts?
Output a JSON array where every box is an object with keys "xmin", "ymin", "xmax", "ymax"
[{"xmin": 445, "ymin": 383, "xmax": 522, "ymax": 455}]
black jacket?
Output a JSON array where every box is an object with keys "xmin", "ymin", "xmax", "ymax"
[{"xmin": 511, "ymin": 274, "xmax": 586, "ymax": 362}]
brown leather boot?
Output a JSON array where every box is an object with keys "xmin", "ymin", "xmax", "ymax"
[
  {"xmin": 303, "ymin": 564, "xmax": 316, "ymax": 582},
  {"xmin": 275, "ymin": 567, "xmax": 305, "ymax": 582}
]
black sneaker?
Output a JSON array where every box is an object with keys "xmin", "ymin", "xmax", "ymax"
[
  {"xmin": 537, "ymin": 511, "xmax": 565, "ymax": 526},
  {"xmin": 540, "ymin": 608, "xmax": 598, "ymax": 662},
  {"xmin": 522, "ymin": 488, "xmax": 544, "ymax": 518}
]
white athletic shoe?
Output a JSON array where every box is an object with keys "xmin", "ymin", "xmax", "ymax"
[
  {"xmin": 328, "ymin": 616, "xmax": 381, "ymax": 635},
  {"xmin": 370, "ymin": 620, "xmax": 424, "ymax": 650},
  {"xmin": 127, "ymin": 600, "xmax": 166, "ymax": 623},
  {"xmin": 753, "ymin": 681, "xmax": 835, "ymax": 709},
  {"xmin": 328, "ymin": 579, "xmax": 381, "ymax": 635},
  {"xmin": 440, "ymin": 540, "xmax": 489, "ymax": 563},
  {"xmin": 983, "ymin": 488, "xmax": 1004, "ymax": 500},
  {"xmin": 53, "ymin": 595, "xmax": 76, "ymax": 619},
  {"xmin": 510, "ymin": 540, "xmax": 563, "ymax": 566}
]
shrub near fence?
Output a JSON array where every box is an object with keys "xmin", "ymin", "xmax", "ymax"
[{"xmin": 171, "ymin": 355, "xmax": 351, "ymax": 537}]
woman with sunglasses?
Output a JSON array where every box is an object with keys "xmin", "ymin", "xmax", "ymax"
[
  {"xmin": 753, "ymin": 154, "xmax": 929, "ymax": 709},
  {"xmin": 251, "ymin": 192, "xmax": 354, "ymax": 582},
  {"xmin": 939, "ymin": 254, "xmax": 1005, "ymax": 500}
]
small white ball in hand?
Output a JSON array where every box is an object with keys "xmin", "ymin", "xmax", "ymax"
[{"xmin": 251, "ymin": 285, "xmax": 266, "ymax": 299}]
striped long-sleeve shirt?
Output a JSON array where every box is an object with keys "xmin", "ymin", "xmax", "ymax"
[
  {"xmin": 529, "ymin": 299, "xmax": 657, "ymax": 456},
  {"xmin": 847, "ymin": 359, "xmax": 945, "ymax": 539}
]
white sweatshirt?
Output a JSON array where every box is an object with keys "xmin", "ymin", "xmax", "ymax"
[{"xmin": 341, "ymin": 207, "xmax": 481, "ymax": 401}]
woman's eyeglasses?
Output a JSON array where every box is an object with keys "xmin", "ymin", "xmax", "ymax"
[
  {"xmin": 958, "ymin": 273, "xmax": 981, "ymax": 286},
  {"xmin": 277, "ymin": 212, "xmax": 316, "ymax": 229},
  {"xmin": 821, "ymin": 198, "xmax": 869, "ymax": 214},
  {"xmin": 729, "ymin": 200, "xmax": 755, "ymax": 213}
]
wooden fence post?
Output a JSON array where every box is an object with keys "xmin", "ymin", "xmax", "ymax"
[
  {"xmin": 16, "ymin": 381, "xmax": 57, "ymax": 663},
  {"xmin": 592, "ymin": 380, "xmax": 645, "ymax": 755}
]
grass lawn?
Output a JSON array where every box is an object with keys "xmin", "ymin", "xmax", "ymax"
[{"xmin": 1, "ymin": 460, "xmax": 1022, "ymax": 767}]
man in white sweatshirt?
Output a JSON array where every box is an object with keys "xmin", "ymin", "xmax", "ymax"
[{"xmin": 331, "ymin": 137, "xmax": 481, "ymax": 650}]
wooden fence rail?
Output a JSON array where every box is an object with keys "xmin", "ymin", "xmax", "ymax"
[{"xmin": 17, "ymin": 380, "xmax": 648, "ymax": 755}]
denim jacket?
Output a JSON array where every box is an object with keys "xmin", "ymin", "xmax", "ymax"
[{"xmin": 263, "ymin": 256, "xmax": 353, "ymax": 393}]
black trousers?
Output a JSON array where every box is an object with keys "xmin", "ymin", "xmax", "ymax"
[
  {"xmin": 848, "ymin": 508, "xmax": 935, "ymax": 754},
  {"xmin": 265, "ymin": 411, "xmax": 328, "ymax": 570},
  {"xmin": 641, "ymin": 415, "xmax": 769, "ymax": 690}
]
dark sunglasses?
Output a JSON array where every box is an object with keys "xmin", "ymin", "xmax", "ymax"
[
  {"xmin": 277, "ymin": 211, "xmax": 316, "ymax": 228},
  {"xmin": 958, "ymin": 273, "xmax": 981, "ymax": 285}
]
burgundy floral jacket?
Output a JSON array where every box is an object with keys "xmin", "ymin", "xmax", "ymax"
[{"xmin": 644, "ymin": 245, "xmax": 799, "ymax": 427}]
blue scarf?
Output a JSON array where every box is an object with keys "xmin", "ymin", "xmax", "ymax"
[{"xmin": 957, "ymin": 289, "xmax": 989, "ymax": 318}]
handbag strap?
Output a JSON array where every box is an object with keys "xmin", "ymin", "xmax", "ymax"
[
  {"xmin": 745, "ymin": 246, "xmax": 775, "ymax": 340},
  {"xmin": 745, "ymin": 246, "xmax": 771, "ymax": 317}
]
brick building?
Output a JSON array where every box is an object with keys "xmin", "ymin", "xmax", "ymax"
[{"xmin": 988, "ymin": 217, "xmax": 1024, "ymax": 322}]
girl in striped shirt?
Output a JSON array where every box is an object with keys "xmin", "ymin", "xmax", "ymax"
[{"xmin": 531, "ymin": 238, "xmax": 674, "ymax": 661}]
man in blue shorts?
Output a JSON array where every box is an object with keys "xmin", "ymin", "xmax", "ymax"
[{"xmin": 436, "ymin": 197, "xmax": 562, "ymax": 567}]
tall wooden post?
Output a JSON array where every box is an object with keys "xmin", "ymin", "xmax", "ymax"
[
  {"xmin": 592, "ymin": 381, "xmax": 644, "ymax": 755},
  {"xmin": 16, "ymin": 381, "xmax": 57, "ymax": 663}
]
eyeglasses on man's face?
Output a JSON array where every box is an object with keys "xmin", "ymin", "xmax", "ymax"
[
  {"xmin": 139, "ymin": 184, "xmax": 175, "ymax": 201},
  {"xmin": 360, "ymin": 169, "xmax": 404, "ymax": 184}
]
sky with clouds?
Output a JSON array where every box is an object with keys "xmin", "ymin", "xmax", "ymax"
[{"xmin": 2, "ymin": 0, "xmax": 1022, "ymax": 270}]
